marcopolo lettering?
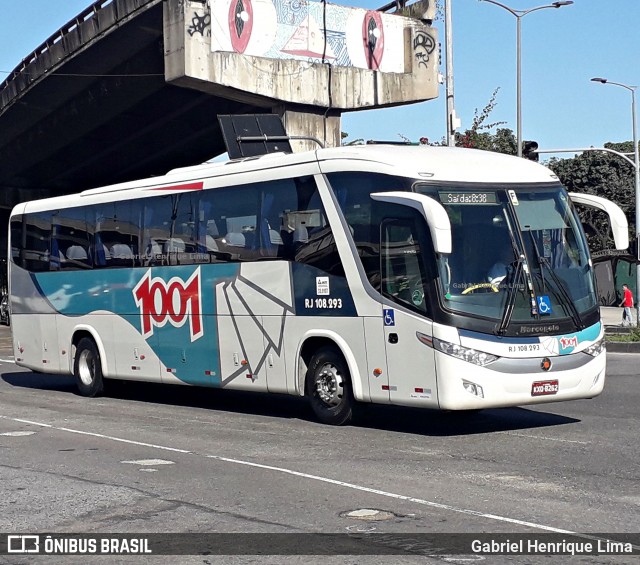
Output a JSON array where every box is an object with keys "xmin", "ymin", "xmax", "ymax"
[{"xmin": 518, "ymin": 324, "xmax": 560, "ymax": 334}]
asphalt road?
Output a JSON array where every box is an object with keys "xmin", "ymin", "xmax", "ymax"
[{"xmin": 0, "ymin": 325, "xmax": 638, "ymax": 565}]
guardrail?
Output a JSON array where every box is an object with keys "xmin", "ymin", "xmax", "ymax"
[{"xmin": 0, "ymin": 0, "xmax": 158, "ymax": 98}]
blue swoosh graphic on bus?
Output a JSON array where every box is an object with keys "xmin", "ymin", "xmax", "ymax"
[{"xmin": 31, "ymin": 264, "xmax": 240, "ymax": 385}]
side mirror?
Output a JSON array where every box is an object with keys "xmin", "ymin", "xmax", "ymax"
[{"xmin": 568, "ymin": 192, "xmax": 629, "ymax": 250}]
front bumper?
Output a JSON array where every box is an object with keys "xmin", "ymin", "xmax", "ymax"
[{"xmin": 435, "ymin": 349, "xmax": 606, "ymax": 410}]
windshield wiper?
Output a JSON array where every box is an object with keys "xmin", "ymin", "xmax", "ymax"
[
  {"xmin": 526, "ymin": 229, "xmax": 584, "ymax": 330},
  {"xmin": 496, "ymin": 255, "xmax": 524, "ymax": 336},
  {"xmin": 496, "ymin": 208, "xmax": 531, "ymax": 335}
]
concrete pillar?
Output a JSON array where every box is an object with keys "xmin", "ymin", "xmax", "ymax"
[
  {"xmin": 274, "ymin": 105, "xmax": 341, "ymax": 152},
  {"xmin": 164, "ymin": 0, "xmax": 439, "ymax": 151}
]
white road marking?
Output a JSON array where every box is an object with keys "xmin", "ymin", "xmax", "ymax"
[
  {"xmin": 5, "ymin": 417, "xmax": 190, "ymax": 453},
  {"xmin": 0, "ymin": 430, "xmax": 36, "ymax": 436},
  {"xmin": 121, "ymin": 459, "xmax": 175, "ymax": 466},
  {"xmin": 206, "ymin": 454, "xmax": 578, "ymax": 533},
  {"xmin": 500, "ymin": 431, "xmax": 589, "ymax": 445},
  {"xmin": 1, "ymin": 414, "xmax": 637, "ymax": 551},
  {"xmin": 0, "ymin": 357, "xmax": 15, "ymax": 364}
]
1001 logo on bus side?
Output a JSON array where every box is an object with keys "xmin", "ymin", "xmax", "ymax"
[{"xmin": 133, "ymin": 268, "xmax": 203, "ymax": 342}]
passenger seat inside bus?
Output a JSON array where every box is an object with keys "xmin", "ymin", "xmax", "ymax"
[
  {"xmin": 65, "ymin": 245, "xmax": 90, "ymax": 268},
  {"xmin": 269, "ymin": 229, "xmax": 283, "ymax": 245},
  {"xmin": 66, "ymin": 245, "xmax": 88, "ymax": 261},
  {"xmin": 205, "ymin": 235, "xmax": 219, "ymax": 251},
  {"xmin": 109, "ymin": 243, "xmax": 135, "ymax": 266},
  {"xmin": 224, "ymin": 232, "xmax": 245, "ymax": 247}
]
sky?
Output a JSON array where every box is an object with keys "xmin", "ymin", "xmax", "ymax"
[{"xmin": 1, "ymin": 0, "xmax": 639, "ymax": 155}]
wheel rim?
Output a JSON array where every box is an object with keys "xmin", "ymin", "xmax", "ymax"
[
  {"xmin": 78, "ymin": 349, "xmax": 96, "ymax": 386},
  {"xmin": 314, "ymin": 362, "xmax": 344, "ymax": 407}
]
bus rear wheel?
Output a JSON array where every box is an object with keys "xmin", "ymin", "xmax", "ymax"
[
  {"xmin": 306, "ymin": 346, "xmax": 353, "ymax": 426},
  {"xmin": 74, "ymin": 337, "xmax": 104, "ymax": 397}
]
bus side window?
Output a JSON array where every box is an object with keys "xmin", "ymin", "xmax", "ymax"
[
  {"xmin": 23, "ymin": 213, "xmax": 52, "ymax": 272},
  {"xmin": 10, "ymin": 218, "xmax": 23, "ymax": 268},
  {"xmin": 200, "ymin": 185, "xmax": 260, "ymax": 262},
  {"xmin": 95, "ymin": 201, "xmax": 141, "ymax": 268},
  {"xmin": 195, "ymin": 177, "xmax": 331, "ymax": 264},
  {"xmin": 168, "ymin": 193, "xmax": 199, "ymax": 264},
  {"xmin": 51, "ymin": 206, "xmax": 93, "ymax": 271}
]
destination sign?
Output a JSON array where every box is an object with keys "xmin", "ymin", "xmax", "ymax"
[{"xmin": 439, "ymin": 191, "xmax": 498, "ymax": 205}]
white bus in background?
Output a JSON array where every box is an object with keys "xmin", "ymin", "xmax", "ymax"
[{"xmin": 8, "ymin": 145, "xmax": 628, "ymax": 425}]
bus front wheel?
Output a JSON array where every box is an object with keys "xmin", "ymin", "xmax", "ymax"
[
  {"xmin": 74, "ymin": 338, "xmax": 104, "ymax": 397},
  {"xmin": 306, "ymin": 346, "xmax": 353, "ymax": 426}
]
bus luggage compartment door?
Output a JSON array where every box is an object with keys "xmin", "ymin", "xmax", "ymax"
[
  {"xmin": 218, "ymin": 314, "xmax": 269, "ymax": 392},
  {"xmin": 13, "ymin": 313, "xmax": 60, "ymax": 373}
]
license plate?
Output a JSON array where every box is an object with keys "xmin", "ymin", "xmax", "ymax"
[{"xmin": 531, "ymin": 380, "xmax": 559, "ymax": 396}]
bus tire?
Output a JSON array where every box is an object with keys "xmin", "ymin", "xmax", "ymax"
[
  {"xmin": 306, "ymin": 346, "xmax": 353, "ymax": 426},
  {"xmin": 74, "ymin": 337, "xmax": 104, "ymax": 397}
]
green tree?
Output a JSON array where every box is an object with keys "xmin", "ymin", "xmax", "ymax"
[
  {"xmin": 454, "ymin": 88, "xmax": 517, "ymax": 155},
  {"xmin": 344, "ymin": 88, "xmax": 519, "ymax": 152},
  {"xmin": 547, "ymin": 147, "xmax": 636, "ymax": 252},
  {"xmin": 426, "ymin": 87, "xmax": 518, "ymax": 154}
]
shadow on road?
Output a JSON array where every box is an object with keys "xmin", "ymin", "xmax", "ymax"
[
  {"xmin": 1, "ymin": 370, "xmax": 580, "ymax": 437},
  {"xmin": 2, "ymin": 370, "xmax": 76, "ymax": 393},
  {"xmin": 353, "ymin": 403, "xmax": 580, "ymax": 437}
]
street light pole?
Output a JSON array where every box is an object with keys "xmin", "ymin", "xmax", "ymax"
[
  {"xmin": 479, "ymin": 1, "xmax": 574, "ymax": 157},
  {"xmin": 445, "ymin": 0, "xmax": 456, "ymax": 146},
  {"xmin": 592, "ymin": 77, "xmax": 640, "ymax": 326},
  {"xmin": 516, "ymin": 13, "xmax": 522, "ymax": 157}
]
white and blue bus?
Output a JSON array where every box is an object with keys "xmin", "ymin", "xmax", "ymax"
[{"xmin": 8, "ymin": 145, "xmax": 628, "ymax": 424}]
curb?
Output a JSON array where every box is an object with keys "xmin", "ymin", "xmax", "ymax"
[
  {"xmin": 605, "ymin": 323, "xmax": 640, "ymax": 352},
  {"xmin": 605, "ymin": 340, "xmax": 640, "ymax": 353},
  {"xmin": 604, "ymin": 325, "xmax": 634, "ymax": 335}
]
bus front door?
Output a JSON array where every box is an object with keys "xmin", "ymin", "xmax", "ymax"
[
  {"xmin": 380, "ymin": 218, "xmax": 438, "ymax": 408},
  {"xmin": 381, "ymin": 306, "xmax": 438, "ymax": 407}
]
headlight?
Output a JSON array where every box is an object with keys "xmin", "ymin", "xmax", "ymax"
[
  {"xmin": 583, "ymin": 338, "xmax": 605, "ymax": 357},
  {"xmin": 433, "ymin": 337, "xmax": 499, "ymax": 366}
]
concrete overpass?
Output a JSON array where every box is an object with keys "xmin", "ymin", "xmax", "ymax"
[{"xmin": 0, "ymin": 0, "xmax": 438, "ymax": 216}]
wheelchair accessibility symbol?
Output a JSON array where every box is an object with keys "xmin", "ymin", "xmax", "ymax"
[
  {"xmin": 383, "ymin": 309, "xmax": 395, "ymax": 326},
  {"xmin": 537, "ymin": 295, "xmax": 552, "ymax": 315}
]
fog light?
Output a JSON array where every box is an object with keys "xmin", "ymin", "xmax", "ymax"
[{"xmin": 462, "ymin": 380, "xmax": 484, "ymax": 398}]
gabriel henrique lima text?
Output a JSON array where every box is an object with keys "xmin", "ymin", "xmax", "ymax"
[{"xmin": 471, "ymin": 538, "xmax": 634, "ymax": 556}]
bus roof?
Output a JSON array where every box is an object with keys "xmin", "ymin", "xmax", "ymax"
[
  {"xmin": 13, "ymin": 145, "xmax": 559, "ymax": 214},
  {"xmin": 315, "ymin": 145, "xmax": 558, "ymax": 184},
  {"xmin": 165, "ymin": 145, "xmax": 559, "ymax": 186}
]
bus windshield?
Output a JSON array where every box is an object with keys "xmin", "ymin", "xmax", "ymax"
[{"xmin": 415, "ymin": 184, "xmax": 598, "ymax": 328}]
